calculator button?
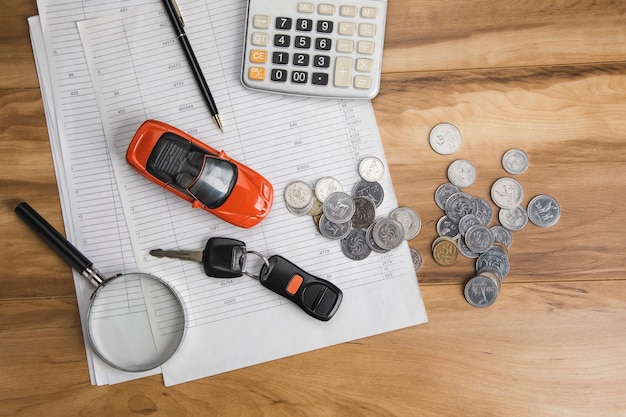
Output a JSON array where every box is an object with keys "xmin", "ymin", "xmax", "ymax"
[
  {"xmin": 274, "ymin": 34, "xmax": 291, "ymax": 47},
  {"xmin": 359, "ymin": 23, "xmax": 377, "ymax": 37},
  {"xmin": 357, "ymin": 40, "xmax": 375, "ymax": 54},
  {"xmin": 295, "ymin": 36, "xmax": 312, "ymax": 49},
  {"xmin": 313, "ymin": 55, "xmax": 330, "ymax": 68},
  {"xmin": 354, "ymin": 75, "xmax": 372, "ymax": 89},
  {"xmin": 336, "ymin": 39, "xmax": 354, "ymax": 53},
  {"xmin": 297, "ymin": 2, "xmax": 315, "ymax": 13},
  {"xmin": 276, "ymin": 17, "xmax": 292, "ymax": 30},
  {"xmin": 334, "ymin": 56, "xmax": 352, "ymax": 87},
  {"xmin": 250, "ymin": 50, "xmax": 267, "ymax": 63},
  {"xmin": 338, "ymin": 21, "xmax": 356, "ymax": 36},
  {"xmin": 318, "ymin": 4, "xmax": 335, "ymax": 15},
  {"xmin": 356, "ymin": 58, "xmax": 373, "ymax": 72},
  {"xmin": 251, "ymin": 32, "xmax": 269, "ymax": 46},
  {"xmin": 361, "ymin": 7, "xmax": 379, "ymax": 19},
  {"xmin": 317, "ymin": 20, "xmax": 333, "ymax": 34},
  {"xmin": 253, "ymin": 15, "xmax": 271, "ymax": 29},
  {"xmin": 339, "ymin": 5, "xmax": 358, "ymax": 17},
  {"xmin": 248, "ymin": 67, "xmax": 266, "ymax": 81},
  {"xmin": 312, "ymin": 73, "xmax": 329, "ymax": 85},
  {"xmin": 315, "ymin": 37, "xmax": 332, "ymax": 51},
  {"xmin": 291, "ymin": 71, "xmax": 308, "ymax": 84},
  {"xmin": 271, "ymin": 69, "xmax": 288, "ymax": 82},
  {"xmin": 297, "ymin": 18, "xmax": 313, "ymax": 31},
  {"xmin": 272, "ymin": 51, "xmax": 289, "ymax": 64},
  {"xmin": 293, "ymin": 53, "xmax": 310, "ymax": 66}
]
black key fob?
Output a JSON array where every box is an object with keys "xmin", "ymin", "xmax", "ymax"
[
  {"xmin": 203, "ymin": 237, "xmax": 246, "ymax": 278},
  {"xmin": 259, "ymin": 255, "xmax": 343, "ymax": 321}
]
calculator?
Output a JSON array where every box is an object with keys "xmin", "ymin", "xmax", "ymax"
[{"xmin": 241, "ymin": 0, "xmax": 388, "ymax": 99}]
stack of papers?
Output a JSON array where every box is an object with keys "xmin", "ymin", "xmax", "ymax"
[{"xmin": 28, "ymin": 0, "xmax": 427, "ymax": 386}]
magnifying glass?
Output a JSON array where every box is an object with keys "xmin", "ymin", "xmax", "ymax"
[{"xmin": 15, "ymin": 202, "xmax": 186, "ymax": 373}]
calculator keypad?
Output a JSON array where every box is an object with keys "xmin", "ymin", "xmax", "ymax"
[{"xmin": 242, "ymin": 0, "xmax": 387, "ymax": 99}]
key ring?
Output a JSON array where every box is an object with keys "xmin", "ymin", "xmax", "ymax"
[{"xmin": 244, "ymin": 250, "xmax": 270, "ymax": 280}]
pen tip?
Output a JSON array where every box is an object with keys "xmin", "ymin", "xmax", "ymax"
[{"xmin": 214, "ymin": 114, "xmax": 224, "ymax": 132}]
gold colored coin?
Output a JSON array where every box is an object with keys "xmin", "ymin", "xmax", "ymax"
[{"xmin": 433, "ymin": 239, "xmax": 459, "ymax": 266}]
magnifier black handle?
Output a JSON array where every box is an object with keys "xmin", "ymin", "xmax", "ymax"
[{"xmin": 15, "ymin": 202, "xmax": 93, "ymax": 274}]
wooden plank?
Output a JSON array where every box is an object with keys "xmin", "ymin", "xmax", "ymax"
[
  {"xmin": 383, "ymin": 0, "xmax": 626, "ymax": 72},
  {"xmin": 0, "ymin": 1, "xmax": 39, "ymax": 89},
  {"xmin": 1, "ymin": 281, "xmax": 624, "ymax": 416}
]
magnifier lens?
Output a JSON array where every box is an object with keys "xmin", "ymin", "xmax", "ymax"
[{"xmin": 87, "ymin": 273, "xmax": 185, "ymax": 372}]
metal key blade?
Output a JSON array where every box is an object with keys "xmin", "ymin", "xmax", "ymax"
[{"xmin": 150, "ymin": 249, "xmax": 203, "ymax": 263}]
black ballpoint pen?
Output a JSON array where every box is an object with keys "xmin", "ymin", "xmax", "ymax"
[{"xmin": 162, "ymin": 0, "xmax": 224, "ymax": 132}]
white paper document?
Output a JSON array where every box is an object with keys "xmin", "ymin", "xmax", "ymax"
[{"xmin": 31, "ymin": 0, "xmax": 427, "ymax": 386}]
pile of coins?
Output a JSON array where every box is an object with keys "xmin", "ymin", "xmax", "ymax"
[
  {"xmin": 429, "ymin": 123, "xmax": 562, "ymax": 307},
  {"xmin": 284, "ymin": 156, "xmax": 422, "ymax": 262}
]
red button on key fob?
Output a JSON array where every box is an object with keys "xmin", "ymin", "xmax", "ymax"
[{"xmin": 259, "ymin": 255, "xmax": 343, "ymax": 321}]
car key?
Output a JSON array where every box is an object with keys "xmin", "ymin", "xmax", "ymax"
[
  {"xmin": 150, "ymin": 238, "xmax": 343, "ymax": 321},
  {"xmin": 259, "ymin": 255, "xmax": 343, "ymax": 321},
  {"xmin": 150, "ymin": 237, "xmax": 246, "ymax": 278}
]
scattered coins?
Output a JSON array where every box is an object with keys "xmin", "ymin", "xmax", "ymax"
[
  {"xmin": 285, "ymin": 156, "xmax": 422, "ymax": 262},
  {"xmin": 429, "ymin": 122, "xmax": 462, "ymax": 155},
  {"xmin": 428, "ymin": 136, "xmax": 562, "ymax": 308}
]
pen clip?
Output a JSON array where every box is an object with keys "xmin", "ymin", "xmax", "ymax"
[{"xmin": 171, "ymin": 0, "xmax": 185, "ymax": 27}]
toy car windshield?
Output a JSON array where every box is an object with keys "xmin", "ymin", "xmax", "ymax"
[
  {"xmin": 147, "ymin": 132, "xmax": 237, "ymax": 209},
  {"xmin": 186, "ymin": 155, "xmax": 237, "ymax": 208}
]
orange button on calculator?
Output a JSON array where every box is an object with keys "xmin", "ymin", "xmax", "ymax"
[{"xmin": 248, "ymin": 66, "xmax": 266, "ymax": 81}]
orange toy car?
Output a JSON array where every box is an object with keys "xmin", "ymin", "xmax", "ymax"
[{"xmin": 126, "ymin": 120, "xmax": 273, "ymax": 228}]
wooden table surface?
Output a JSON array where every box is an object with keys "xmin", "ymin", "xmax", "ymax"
[{"xmin": 1, "ymin": 1, "xmax": 625, "ymax": 416}]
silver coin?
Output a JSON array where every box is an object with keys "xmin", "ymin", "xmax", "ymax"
[
  {"xmin": 365, "ymin": 222, "xmax": 389, "ymax": 253},
  {"xmin": 434, "ymin": 183, "xmax": 462, "ymax": 210},
  {"xmin": 473, "ymin": 197, "xmax": 493, "ymax": 225},
  {"xmin": 358, "ymin": 156, "xmax": 385, "ymax": 182},
  {"xmin": 502, "ymin": 148, "xmax": 529, "ymax": 175},
  {"xmin": 464, "ymin": 224, "xmax": 495, "ymax": 253},
  {"xmin": 498, "ymin": 206, "xmax": 528, "ymax": 231},
  {"xmin": 340, "ymin": 229, "xmax": 372, "ymax": 261},
  {"xmin": 447, "ymin": 159, "xmax": 477, "ymax": 188},
  {"xmin": 372, "ymin": 217, "xmax": 405, "ymax": 251},
  {"xmin": 490, "ymin": 225, "xmax": 512, "ymax": 247},
  {"xmin": 351, "ymin": 196, "xmax": 376, "ymax": 229},
  {"xmin": 491, "ymin": 177, "xmax": 524, "ymax": 209},
  {"xmin": 476, "ymin": 246, "xmax": 510, "ymax": 280},
  {"xmin": 352, "ymin": 180, "xmax": 385, "ymax": 207},
  {"xmin": 389, "ymin": 206, "xmax": 421, "ymax": 240},
  {"xmin": 409, "ymin": 246, "xmax": 423, "ymax": 273},
  {"xmin": 436, "ymin": 215, "xmax": 460, "ymax": 238},
  {"xmin": 527, "ymin": 194, "xmax": 561, "ymax": 227},
  {"xmin": 315, "ymin": 176, "xmax": 343, "ymax": 203},
  {"xmin": 319, "ymin": 215, "xmax": 352, "ymax": 240},
  {"xmin": 429, "ymin": 123, "xmax": 462, "ymax": 155},
  {"xmin": 457, "ymin": 237, "xmax": 479, "ymax": 259},
  {"xmin": 284, "ymin": 181, "xmax": 314, "ymax": 215},
  {"xmin": 464, "ymin": 274, "xmax": 499, "ymax": 308},
  {"xmin": 323, "ymin": 192, "xmax": 356, "ymax": 223},
  {"xmin": 458, "ymin": 214, "xmax": 483, "ymax": 237},
  {"xmin": 444, "ymin": 192, "xmax": 477, "ymax": 223}
]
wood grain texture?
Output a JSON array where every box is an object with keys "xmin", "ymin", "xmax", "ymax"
[{"xmin": 1, "ymin": 0, "xmax": 625, "ymax": 416}]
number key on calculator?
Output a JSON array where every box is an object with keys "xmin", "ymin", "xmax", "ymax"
[{"xmin": 241, "ymin": 0, "xmax": 388, "ymax": 99}]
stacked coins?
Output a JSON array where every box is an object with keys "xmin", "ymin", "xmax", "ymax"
[
  {"xmin": 284, "ymin": 156, "xmax": 422, "ymax": 262},
  {"xmin": 429, "ymin": 124, "xmax": 561, "ymax": 307}
]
